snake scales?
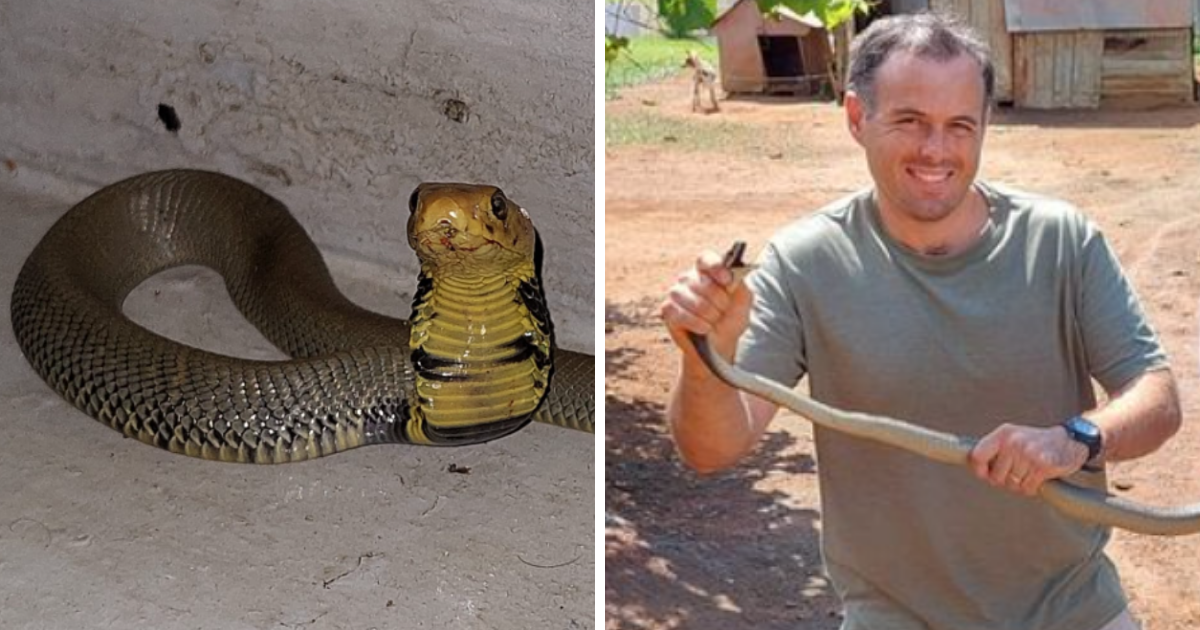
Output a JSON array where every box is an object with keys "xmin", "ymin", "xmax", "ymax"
[
  {"xmin": 689, "ymin": 242, "xmax": 1200, "ymax": 536},
  {"xmin": 11, "ymin": 169, "xmax": 593, "ymax": 463}
]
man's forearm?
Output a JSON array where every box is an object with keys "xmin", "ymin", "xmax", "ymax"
[
  {"xmin": 667, "ymin": 353, "xmax": 774, "ymax": 474},
  {"xmin": 1089, "ymin": 368, "xmax": 1181, "ymax": 463}
]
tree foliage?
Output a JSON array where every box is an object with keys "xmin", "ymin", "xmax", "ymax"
[
  {"xmin": 655, "ymin": 0, "xmax": 870, "ymax": 37},
  {"xmin": 757, "ymin": 0, "xmax": 872, "ymax": 29},
  {"xmin": 606, "ymin": 35, "xmax": 631, "ymax": 64},
  {"xmin": 659, "ymin": 0, "xmax": 718, "ymax": 37}
]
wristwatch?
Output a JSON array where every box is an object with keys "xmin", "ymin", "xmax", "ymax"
[{"xmin": 1061, "ymin": 415, "xmax": 1104, "ymax": 472}]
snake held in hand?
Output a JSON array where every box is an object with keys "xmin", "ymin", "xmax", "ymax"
[
  {"xmin": 688, "ymin": 241, "xmax": 1200, "ymax": 536},
  {"xmin": 11, "ymin": 169, "xmax": 593, "ymax": 463}
]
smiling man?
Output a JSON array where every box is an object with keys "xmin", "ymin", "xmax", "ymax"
[{"xmin": 659, "ymin": 13, "xmax": 1180, "ymax": 630}]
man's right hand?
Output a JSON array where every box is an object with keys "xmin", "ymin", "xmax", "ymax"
[
  {"xmin": 659, "ymin": 249, "xmax": 755, "ymax": 365},
  {"xmin": 660, "ymin": 249, "xmax": 774, "ymax": 474}
]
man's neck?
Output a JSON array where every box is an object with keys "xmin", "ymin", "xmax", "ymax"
[{"xmin": 877, "ymin": 187, "xmax": 990, "ymax": 258}]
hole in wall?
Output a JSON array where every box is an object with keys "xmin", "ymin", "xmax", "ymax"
[{"xmin": 157, "ymin": 104, "xmax": 182, "ymax": 132}]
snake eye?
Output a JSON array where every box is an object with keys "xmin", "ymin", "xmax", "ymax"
[
  {"xmin": 490, "ymin": 190, "xmax": 508, "ymax": 221},
  {"xmin": 408, "ymin": 188, "xmax": 420, "ymax": 214}
]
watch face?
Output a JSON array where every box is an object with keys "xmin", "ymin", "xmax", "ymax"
[
  {"xmin": 1070, "ymin": 417, "xmax": 1101, "ymax": 440},
  {"xmin": 1064, "ymin": 416, "xmax": 1103, "ymax": 464}
]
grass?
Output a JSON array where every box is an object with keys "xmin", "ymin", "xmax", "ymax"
[
  {"xmin": 606, "ymin": 108, "xmax": 808, "ymax": 162},
  {"xmin": 605, "ymin": 36, "xmax": 718, "ymax": 96}
]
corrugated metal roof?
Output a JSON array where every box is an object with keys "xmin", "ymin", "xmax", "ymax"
[{"xmin": 1005, "ymin": 0, "xmax": 1194, "ymax": 32}]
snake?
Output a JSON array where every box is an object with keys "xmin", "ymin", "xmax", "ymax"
[
  {"xmin": 688, "ymin": 242, "xmax": 1200, "ymax": 536},
  {"xmin": 10, "ymin": 169, "xmax": 593, "ymax": 463}
]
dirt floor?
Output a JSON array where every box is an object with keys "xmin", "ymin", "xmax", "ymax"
[{"xmin": 604, "ymin": 76, "xmax": 1200, "ymax": 630}]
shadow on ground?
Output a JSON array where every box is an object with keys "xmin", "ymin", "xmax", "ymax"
[{"xmin": 605, "ymin": 300, "xmax": 840, "ymax": 630}]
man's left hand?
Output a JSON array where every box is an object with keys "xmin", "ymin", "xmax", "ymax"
[{"xmin": 968, "ymin": 424, "xmax": 1090, "ymax": 496}]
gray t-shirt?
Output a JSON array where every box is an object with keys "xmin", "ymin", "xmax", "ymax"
[{"xmin": 738, "ymin": 183, "xmax": 1167, "ymax": 630}]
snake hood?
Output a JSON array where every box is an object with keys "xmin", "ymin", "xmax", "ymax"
[
  {"xmin": 403, "ymin": 182, "xmax": 554, "ymax": 444},
  {"xmin": 407, "ymin": 183, "xmax": 537, "ymax": 277}
]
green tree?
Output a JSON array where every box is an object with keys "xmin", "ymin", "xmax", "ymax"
[
  {"xmin": 658, "ymin": 0, "xmax": 870, "ymax": 37},
  {"xmin": 606, "ymin": 35, "xmax": 631, "ymax": 65},
  {"xmin": 659, "ymin": 0, "xmax": 717, "ymax": 38},
  {"xmin": 758, "ymin": 0, "xmax": 871, "ymax": 28}
]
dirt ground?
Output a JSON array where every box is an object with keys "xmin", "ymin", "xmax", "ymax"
[{"xmin": 605, "ymin": 76, "xmax": 1200, "ymax": 630}]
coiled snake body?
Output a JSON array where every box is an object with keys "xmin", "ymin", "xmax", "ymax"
[{"xmin": 11, "ymin": 170, "xmax": 593, "ymax": 463}]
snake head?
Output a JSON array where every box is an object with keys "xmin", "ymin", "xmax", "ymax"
[
  {"xmin": 721, "ymin": 240, "xmax": 759, "ymax": 286},
  {"xmin": 407, "ymin": 183, "xmax": 537, "ymax": 274}
]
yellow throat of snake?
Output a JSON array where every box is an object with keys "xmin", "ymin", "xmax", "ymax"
[{"xmin": 404, "ymin": 183, "xmax": 553, "ymax": 444}]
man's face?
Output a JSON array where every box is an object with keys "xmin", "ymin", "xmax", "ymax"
[{"xmin": 847, "ymin": 51, "xmax": 988, "ymax": 223}]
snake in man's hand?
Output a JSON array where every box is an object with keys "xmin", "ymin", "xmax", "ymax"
[{"xmin": 688, "ymin": 241, "xmax": 1200, "ymax": 536}]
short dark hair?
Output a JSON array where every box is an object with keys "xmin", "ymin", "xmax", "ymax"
[{"xmin": 846, "ymin": 12, "xmax": 995, "ymax": 114}]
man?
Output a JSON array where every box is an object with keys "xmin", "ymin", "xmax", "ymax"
[{"xmin": 659, "ymin": 13, "xmax": 1181, "ymax": 630}]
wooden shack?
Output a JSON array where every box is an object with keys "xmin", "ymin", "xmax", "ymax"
[
  {"xmin": 1006, "ymin": 0, "xmax": 1195, "ymax": 108},
  {"xmin": 711, "ymin": 0, "xmax": 833, "ymax": 95},
  {"xmin": 885, "ymin": 0, "xmax": 1197, "ymax": 109}
]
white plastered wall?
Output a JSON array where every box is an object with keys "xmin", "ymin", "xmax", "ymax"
[{"xmin": 0, "ymin": 1, "xmax": 593, "ymax": 346}]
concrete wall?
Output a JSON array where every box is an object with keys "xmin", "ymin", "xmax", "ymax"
[{"xmin": 0, "ymin": 0, "xmax": 594, "ymax": 351}]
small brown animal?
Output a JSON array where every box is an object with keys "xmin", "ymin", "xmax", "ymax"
[{"xmin": 683, "ymin": 51, "xmax": 720, "ymax": 113}]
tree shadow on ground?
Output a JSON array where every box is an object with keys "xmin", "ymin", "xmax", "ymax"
[
  {"xmin": 605, "ymin": 298, "xmax": 658, "ymax": 383},
  {"xmin": 605, "ymin": 300, "xmax": 842, "ymax": 629}
]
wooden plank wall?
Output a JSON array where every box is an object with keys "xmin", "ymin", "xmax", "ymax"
[
  {"xmin": 1013, "ymin": 31, "xmax": 1103, "ymax": 108},
  {"xmin": 930, "ymin": 0, "xmax": 1013, "ymax": 102},
  {"xmin": 1099, "ymin": 29, "xmax": 1195, "ymax": 106},
  {"xmin": 1013, "ymin": 28, "xmax": 1195, "ymax": 109}
]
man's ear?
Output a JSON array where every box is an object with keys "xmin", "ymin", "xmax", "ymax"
[{"xmin": 845, "ymin": 90, "xmax": 867, "ymax": 143}]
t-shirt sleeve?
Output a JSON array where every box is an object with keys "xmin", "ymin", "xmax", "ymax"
[
  {"xmin": 735, "ymin": 241, "xmax": 808, "ymax": 387},
  {"xmin": 1078, "ymin": 224, "xmax": 1168, "ymax": 392}
]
